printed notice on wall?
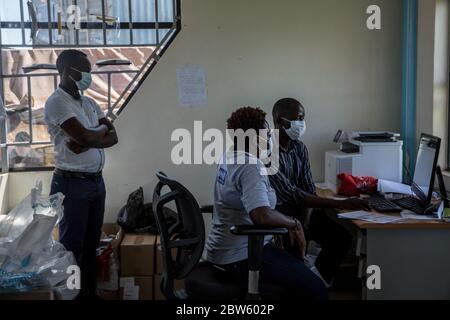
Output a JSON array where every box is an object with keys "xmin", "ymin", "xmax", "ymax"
[{"xmin": 176, "ymin": 64, "xmax": 208, "ymax": 108}]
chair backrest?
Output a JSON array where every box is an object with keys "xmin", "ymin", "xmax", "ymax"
[{"xmin": 152, "ymin": 172, "xmax": 205, "ymax": 299}]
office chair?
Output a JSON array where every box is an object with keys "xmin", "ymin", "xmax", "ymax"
[{"xmin": 152, "ymin": 172, "xmax": 287, "ymax": 300}]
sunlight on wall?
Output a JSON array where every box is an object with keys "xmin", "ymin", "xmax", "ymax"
[{"xmin": 433, "ymin": 0, "xmax": 449, "ymax": 168}]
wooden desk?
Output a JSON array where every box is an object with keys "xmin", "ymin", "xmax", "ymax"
[
  {"xmin": 317, "ymin": 188, "xmax": 450, "ymax": 229},
  {"xmin": 317, "ymin": 188, "xmax": 450, "ymax": 300}
]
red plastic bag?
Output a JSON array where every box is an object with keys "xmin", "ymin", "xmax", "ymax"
[
  {"xmin": 96, "ymin": 245, "xmax": 113, "ymax": 281},
  {"xmin": 337, "ymin": 173, "xmax": 378, "ymax": 197}
]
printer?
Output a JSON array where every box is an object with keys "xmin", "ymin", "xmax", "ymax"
[{"xmin": 325, "ymin": 132, "xmax": 403, "ymax": 192}]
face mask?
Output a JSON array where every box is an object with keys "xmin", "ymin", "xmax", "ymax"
[
  {"xmin": 70, "ymin": 67, "xmax": 92, "ymax": 92},
  {"xmin": 283, "ymin": 119, "xmax": 306, "ymax": 141}
]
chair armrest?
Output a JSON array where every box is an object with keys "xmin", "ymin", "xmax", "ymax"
[
  {"xmin": 200, "ymin": 205, "xmax": 214, "ymax": 214},
  {"xmin": 230, "ymin": 225, "xmax": 288, "ymax": 236},
  {"xmin": 231, "ymin": 225, "xmax": 288, "ymax": 284}
]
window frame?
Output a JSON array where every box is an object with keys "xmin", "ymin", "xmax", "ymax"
[
  {"xmin": 446, "ymin": 0, "xmax": 450, "ymax": 171},
  {"xmin": 0, "ymin": 0, "xmax": 181, "ymax": 173}
]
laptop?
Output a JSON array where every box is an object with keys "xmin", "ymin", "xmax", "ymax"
[{"xmin": 368, "ymin": 133, "xmax": 441, "ymax": 214}]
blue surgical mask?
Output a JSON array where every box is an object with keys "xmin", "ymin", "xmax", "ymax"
[{"xmin": 70, "ymin": 67, "xmax": 92, "ymax": 92}]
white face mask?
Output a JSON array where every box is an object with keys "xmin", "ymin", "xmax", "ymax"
[{"xmin": 283, "ymin": 118, "xmax": 306, "ymax": 141}]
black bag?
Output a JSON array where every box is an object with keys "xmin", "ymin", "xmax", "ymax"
[
  {"xmin": 117, "ymin": 187, "xmax": 179, "ymax": 234},
  {"xmin": 116, "ymin": 187, "xmax": 144, "ymax": 232}
]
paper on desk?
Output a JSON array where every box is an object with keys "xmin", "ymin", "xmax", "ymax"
[
  {"xmin": 338, "ymin": 211, "xmax": 405, "ymax": 224},
  {"xmin": 399, "ymin": 201, "xmax": 444, "ymax": 221},
  {"xmin": 400, "ymin": 211, "xmax": 441, "ymax": 221},
  {"xmin": 377, "ymin": 179, "xmax": 414, "ymax": 196}
]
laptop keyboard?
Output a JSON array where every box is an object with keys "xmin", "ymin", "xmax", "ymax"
[
  {"xmin": 367, "ymin": 197, "xmax": 403, "ymax": 213},
  {"xmin": 367, "ymin": 196, "xmax": 426, "ymax": 214},
  {"xmin": 392, "ymin": 197, "xmax": 425, "ymax": 215}
]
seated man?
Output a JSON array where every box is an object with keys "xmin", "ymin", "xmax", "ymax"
[
  {"xmin": 205, "ymin": 106, "xmax": 328, "ymax": 301},
  {"xmin": 269, "ymin": 98, "xmax": 370, "ymax": 286}
]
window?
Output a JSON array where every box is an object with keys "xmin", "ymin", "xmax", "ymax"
[
  {"xmin": 432, "ymin": 1, "xmax": 450, "ymax": 170},
  {"xmin": 0, "ymin": 0, "xmax": 181, "ymax": 172}
]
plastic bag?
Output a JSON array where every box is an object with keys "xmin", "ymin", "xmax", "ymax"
[
  {"xmin": 1, "ymin": 182, "xmax": 64, "ymax": 269},
  {"xmin": 0, "ymin": 181, "xmax": 62, "ymax": 243},
  {"xmin": 96, "ymin": 251, "xmax": 119, "ymax": 292},
  {"xmin": 117, "ymin": 186, "xmax": 179, "ymax": 234},
  {"xmin": 33, "ymin": 243, "xmax": 78, "ymax": 300},
  {"xmin": 0, "ymin": 269, "xmax": 47, "ymax": 293},
  {"xmin": 0, "ymin": 181, "xmax": 79, "ymax": 300},
  {"xmin": 96, "ymin": 231, "xmax": 120, "ymax": 292},
  {"xmin": 5, "ymin": 214, "xmax": 58, "ymax": 268},
  {"xmin": 337, "ymin": 173, "xmax": 378, "ymax": 197},
  {"xmin": 117, "ymin": 187, "xmax": 145, "ymax": 231}
]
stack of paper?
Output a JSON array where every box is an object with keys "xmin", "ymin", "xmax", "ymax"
[
  {"xmin": 377, "ymin": 179, "xmax": 414, "ymax": 196},
  {"xmin": 338, "ymin": 211, "xmax": 405, "ymax": 224}
]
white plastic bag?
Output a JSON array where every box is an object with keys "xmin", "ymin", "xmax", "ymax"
[
  {"xmin": 0, "ymin": 181, "xmax": 62, "ymax": 243},
  {"xmin": 0, "ymin": 181, "xmax": 79, "ymax": 299},
  {"xmin": 6, "ymin": 214, "xmax": 58, "ymax": 268},
  {"xmin": 33, "ymin": 242, "xmax": 79, "ymax": 300},
  {"xmin": 1, "ymin": 181, "xmax": 64, "ymax": 269}
]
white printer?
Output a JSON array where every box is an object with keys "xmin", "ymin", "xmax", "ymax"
[{"xmin": 325, "ymin": 132, "xmax": 403, "ymax": 192}]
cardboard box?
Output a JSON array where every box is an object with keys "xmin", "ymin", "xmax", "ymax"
[
  {"xmin": 154, "ymin": 274, "xmax": 185, "ymax": 300},
  {"xmin": 156, "ymin": 236, "xmax": 177, "ymax": 274},
  {"xmin": 53, "ymin": 223, "xmax": 123, "ymax": 246},
  {"xmin": 120, "ymin": 276, "xmax": 154, "ymax": 300},
  {"xmin": 102, "ymin": 224, "xmax": 123, "ymax": 246},
  {"xmin": 120, "ymin": 233, "xmax": 156, "ymax": 276},
  {"xmin": 101, "ymin": 223, "xmax": 124, "ymax": 259},
  {"xmin": 156, "ymin": 236, "xmax": 163, "ymax": 274}
]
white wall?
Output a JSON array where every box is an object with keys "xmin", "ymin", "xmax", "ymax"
[
  {"xmin": 100, "ymin": 0, "xmax": 403, "ymax": 222},
  {"xmin": 7, "ymin": 172, "xmax": 52, "ymax": 209},
  {"xmin": 433, "ymin": 0, "xmax": 449, "ymax": 168}
]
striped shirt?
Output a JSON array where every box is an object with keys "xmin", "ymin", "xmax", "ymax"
[{"xmin": 269, "ymin": 140, "xmax": 316, "ymax": 207}]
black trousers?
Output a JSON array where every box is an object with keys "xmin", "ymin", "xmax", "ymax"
[
  {"xmin": 217, "ymin": 243, "xmax": 328, "ymax": 301},
  {"xmin": 51, "ymin": 173, "xmax": 106, "ymax": 298},
  {"xmin": 277, "ymin": 206, "xmax": 352, "ymax": 284}
]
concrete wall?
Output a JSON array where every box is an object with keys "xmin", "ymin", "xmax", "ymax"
[{"xmin": 102, "ymin": 0, "xmax": 403, "ymax": 221}]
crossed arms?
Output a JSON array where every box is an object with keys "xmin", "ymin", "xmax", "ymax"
[{"xmin": 61, "ymin": 117, "xmax": 118, "ymax": 154}]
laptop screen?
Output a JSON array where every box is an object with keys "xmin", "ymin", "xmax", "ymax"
[{"xmin": 412, "ymin": 134, "xmax": 441, "ymax": 203}]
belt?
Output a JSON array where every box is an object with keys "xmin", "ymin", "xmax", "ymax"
[{"xmin": 54, "ymin": 168, "xmax": 103, "ymax": 179}]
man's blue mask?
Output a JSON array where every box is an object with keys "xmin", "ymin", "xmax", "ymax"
[{"xmin": 70, "ymin": 67, "xmax": 92, "ymax": 92}]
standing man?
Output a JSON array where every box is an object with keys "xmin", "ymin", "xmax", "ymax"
[
  {"xmin": 45, "ymin": 50, "xmax": 118, "ymax": 299},
  {"xmin": 269, "ymin": 98, "xmax": 369, "ymax": 287}
]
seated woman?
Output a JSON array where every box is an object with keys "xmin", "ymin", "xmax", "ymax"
[{"xmin": 205, "ymin": 106, "xmax": 328, "ymax": 301}]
